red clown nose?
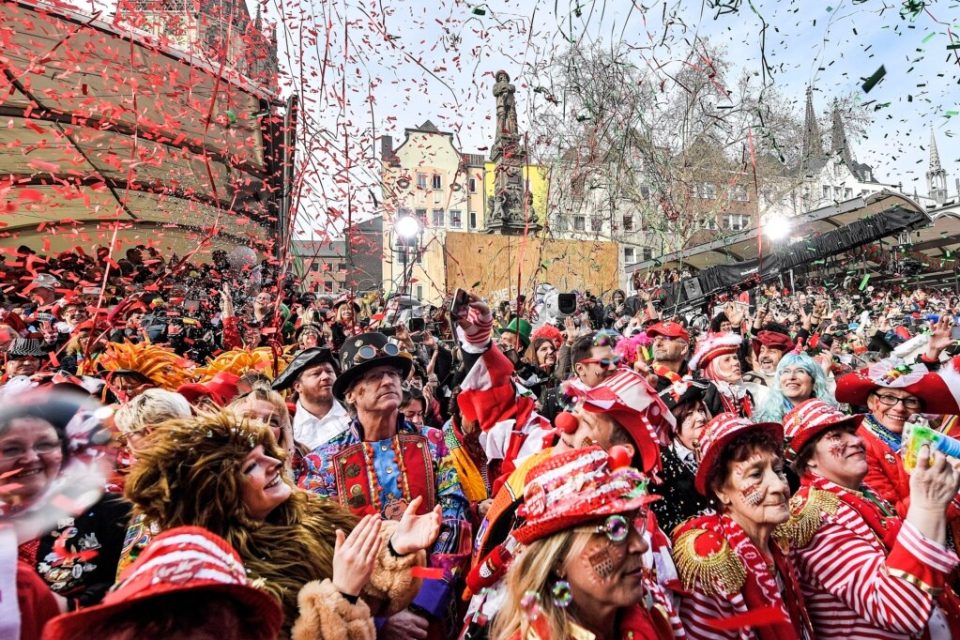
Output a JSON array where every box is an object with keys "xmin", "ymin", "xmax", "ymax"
[{"xmin": 554, "ymin": 411, "xmax": 579, "ymax": 434}]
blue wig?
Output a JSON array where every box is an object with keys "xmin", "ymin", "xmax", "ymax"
[{"xmin": 755, "ymin": 353, "xmax": 836, "ymax": 423}]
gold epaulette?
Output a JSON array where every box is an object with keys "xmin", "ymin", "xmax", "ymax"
[
  {"xmin": 674, "ymin": 528, "xmax": 746, "ymax": 597},
  {"xmin": 774, "ymin": 487, "xmax": 839, "ymax": 549}
]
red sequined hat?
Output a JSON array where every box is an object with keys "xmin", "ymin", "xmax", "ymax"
[
  {"xmin": 694, "ymin": 413, "xmax": 783, "ymax": 496},
  {"xmin": 512, "ymin": 445, "xmax": 657, "ymax": 545},
  {"xmin": 43, "ymin": 526, "xmax": 283, "ymax": 640},
  {"xmin": 835, "ymin": 357, "xmax": 959, "ymax": 415},
  {"xmin": 782, "ymin": 399, "xmax": 863, "ymax": 463},
  {"xmin": 689, "ymin": 333, "xmax": 742, "ymax": 371}
]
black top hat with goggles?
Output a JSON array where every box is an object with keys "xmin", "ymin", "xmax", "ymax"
[{"xmin": 332, "ymin": 333, "xmax": 412, "ymax": 401}]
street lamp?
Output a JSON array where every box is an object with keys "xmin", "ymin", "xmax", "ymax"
[
  {"xmin": 394, "ymin": 214, "xmax": 422, "ymax": 298},
  {"xmin": 762, "ymin": 214, "xmax": 792, "ymax": 242}
]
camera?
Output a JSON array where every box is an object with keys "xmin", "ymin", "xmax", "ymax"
[{"xmin": 557, "ymin": 293, "xmax": 577, "ymax": 316}]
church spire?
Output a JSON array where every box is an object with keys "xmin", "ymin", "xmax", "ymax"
[
  {"xmin": 928, "ymin": 127, "xmax": 948, "ymax": 205},
  {"xmin": 800, "ymin": 86, "xmax": 824, "ymax": 172},
  {"xmin": 830, "ymin": 100, "xmax": 853, "ymax": 164}
]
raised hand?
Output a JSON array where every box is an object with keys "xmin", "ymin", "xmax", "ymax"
[
  {"xmin": 390, "ymin": 496, "xmax": 441, "ymax": 555},
  {"xmin": 331, "ymin": 514, "xmax": 382, "ymax": 596}
]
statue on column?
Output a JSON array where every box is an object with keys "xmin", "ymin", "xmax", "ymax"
[{"xmin": 494, "ymin": 70, "xmax": 518, "ymax": 140}]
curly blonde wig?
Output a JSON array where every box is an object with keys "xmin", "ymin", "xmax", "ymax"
[{"xmin": 124, "ymin": 411, "xmax": 357, "ymax": 627}]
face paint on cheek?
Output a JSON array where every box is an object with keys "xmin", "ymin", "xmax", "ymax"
[
  {"xmin": 587, "ymin": 546, "xmax": 615, "ymax": 580},
  {"xmin": 741, "ymin": 483, "xmax": 764, "ymax": 507},
  {"xmin": 828, "ymin": 442, "xmax": 846, "ymax": 459}
]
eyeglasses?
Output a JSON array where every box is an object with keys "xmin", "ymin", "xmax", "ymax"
[
  {"xmin": 578, "ymin": 355, "xmax": 621, "ymax": 368},
  {"xmin": 353, "ymin": 342, "xmax": 400, "ymax": 364},
  {"xmin": 1, "ymin": 440, "xmax": 61, "ymax": 460},
  {"xmin": 872, "ymin": 393, "xmax": 922, "ymax": 410},
  {"xmin": 574, "ymin": 512, "xmax": 645, "ymax": 544}
]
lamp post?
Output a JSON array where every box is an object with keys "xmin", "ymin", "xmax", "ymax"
[
  {"xmin": 394, "ymin": 214, "xmax": 422, "ymax": 299},
  {"xmin": 761, "ymin": 213, "xmax": 792, "ymax": 289}
]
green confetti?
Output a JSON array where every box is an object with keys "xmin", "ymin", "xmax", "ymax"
[
  {"xmin": 922, "ymin": 32, "xmax": 937, "ymax": 43},
  {"xmin": 471, "ymin": 6, "xmax": 485, "ymax": 15},
  {"xmin": 861, "ymin": 65, "xmax": 887, "ymax": 93},
  {"xmin": 858, "ymin": 274, "xmax": 870, "ymax": 290},
  {"xmin": 948, "ymin": 44, "xmax": 960, "ymax": 50}
]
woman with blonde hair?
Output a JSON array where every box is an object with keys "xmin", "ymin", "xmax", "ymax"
[
  {"xmin": 125, "ymin": 410, "xmax": 440, "ymax": 638},
  {"xmin": 228, "ymin": 383, "xmax": 305, "ymax": 479},
  {"xmin": 112, "ymin": 388, "xmax": 192, "ymax": 454},
  {"xmin": 490, "ymin": 446, "xmax": 682, "ymax": 640}
]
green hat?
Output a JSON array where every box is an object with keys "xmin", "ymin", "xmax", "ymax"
[{"xmin": 503, "ymin": 318, "xmax": 532, "ymax": 348}]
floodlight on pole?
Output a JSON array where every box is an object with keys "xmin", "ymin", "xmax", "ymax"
[
  {"xmin": 395, "ymin": 215, "xmax": 422, "ymax": 242},
  {"xmin": 763, "ymin": 214, "xmax": 792, "ymax": 242}
]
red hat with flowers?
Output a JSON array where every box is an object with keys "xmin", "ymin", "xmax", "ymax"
[
  {"xmin": 835, "ymin": 357, "xmax": 959, "ymax": 416},
  {"xmin": 689, "ymin": 333, "xmax": 742, "ymax": 371},
  {"xmin": 782, "ymin": 399, "xmax": 863, "ymax": 463},
  {"xmin": 646, "ymin": 321, "xmax": 690, "ymax": 343},
  {"xmin": 42, "ymin": 526, "xmax": 283, "ymax": 640},
  {"xmin": 512, "ymin": 445, "xmax": 656, "ymax": 545},
  {"xmin": 694, "ymin": 413, "xmax": 783, "ymax": 496}
]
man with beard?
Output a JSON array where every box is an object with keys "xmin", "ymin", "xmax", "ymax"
[
  {"xmin": 272, "ymin": 347, "xmax": 349, "ymax": 450},
  {"xmin": 691, "ymin": 333, "xmax": 757, "ymax": 418},
  {"xmin": 647, "ymin": 321, "xmax": 690, "ymax": 392},
  {"xmin": 497, "ymin": 317, "xmax": 530, "ymax": 365},
  {"xmin": 780, "ymin": 399, "xmax": 960, "ymax": 639},
  {"xmin": 744, "ymin": 324, "xmax": 794, "ymax": 387}
]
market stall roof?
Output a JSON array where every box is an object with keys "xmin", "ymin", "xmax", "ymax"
[
  {"xmin": 0, "ymin": 0, "xmax": 293, "ymax": 255},
  {"xmin": 626, "ymin": 191, "xmax": 931, "ymax": 274}
]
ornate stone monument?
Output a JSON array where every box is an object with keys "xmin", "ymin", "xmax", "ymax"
[{"xmin": 486, "ymin": 70, "xmax": 540, "ymax": 234}]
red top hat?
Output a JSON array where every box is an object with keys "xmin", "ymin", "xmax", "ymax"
[
  {"xmin": 512, "ymin": 445, "xmax": 656, "ymax": 545},
  {"xmin": 563, "ymin": 382, "xmax": 662, "ymax": 473},
  {"xmin": 689, "ymin": 333, "xmax": 742, "ymax": 371},
  {"xmin": 835, "ymin": 357, "xmax": 959, "ymax": 416},
  {"xmin": 42, "ymin": 526, "xmax": 283, "ymax": 640},
  {"xmin": 782, "ymin": 399, "xmax": 863, "ymax": 463},
  {"xmin": 694, "ymin": 413, "xmax": 783, "ymax": 496},
  {"xmin": 646, "ymin": 321, "xmax": 690, "ymax": 343},
  {"xmin": 177, "ymin": 372, "xmax": 242, "ymax": 407}
]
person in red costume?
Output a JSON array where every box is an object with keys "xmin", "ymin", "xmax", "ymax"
[{"xmin": 781, "ymin": 398, "xmax": 960, "ymax": 639}]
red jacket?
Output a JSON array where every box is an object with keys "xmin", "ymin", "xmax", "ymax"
[{"xmin": 858, "ymin": 422, "xmax": 910, "ymax": 518}]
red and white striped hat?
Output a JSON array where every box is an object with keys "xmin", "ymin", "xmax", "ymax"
[
  {"xmin": 513, "ymin": 445, "xmax": 656, "ymax": 544},
  {"xmin": 689, "ymin": 332, "xmax": 742, "ymax": 371},
  {"xmin": 43, "ymin": 526, "xmax": 283, "ymax": 639},
  {"xmin": 694, "ymin": 413, "xmax": 783, "ymax": 496},
  {"xmin": 782, "ymin": 399, "xmax": 863, "ymax": 463}
]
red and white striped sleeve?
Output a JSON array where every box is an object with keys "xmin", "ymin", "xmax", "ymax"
[
  {"xmin": 793, "ymin": 512, "xmax": 943, "ymax": 635},
  {"xmin": 678, "ymin": 589, "xmax": 741, "ymax": 640},
  {"xmin": 456, "ymin": 306, "xmax": 494, "ymax": 352}
]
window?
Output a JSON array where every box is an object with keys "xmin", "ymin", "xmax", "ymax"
[
  {"xmin": 416, "ymin": 285, "xmax": 423, "ymax": 300},
  {"xmin": 415, "ymin": 209, "xmax": 427, "ymax": 224},
  {"xmin": 591, "ymin": 216, "xmax": 603, "ymax": 232},
  {"xmin": 822, "ymin": 185, "xmax": 831, "ymax": 198},
  {"xmin": 310, "ymin": 262, "xmax": 320, "ymax": 272},
  {"xmin": 469, "ymin": 211, "xmax": 477, "ymax": 229},
  {"xmin": 432, "ymin": 208, "xmax": 444, "ymax": 227},
  {"xmin": 324, "ymin": 280, "xmax": 334, "ymax": 292},
  {"xmin": 449, "ymin": 210, "xmax": 462, "ymax": 229},
  {"xmin": 729, "ymin": 184, "xmax": 749, "ymax": 202},
  {"xmin": 844, "ymin": 188, "xmax": 853, "ymax": 199},
  {"xmin": 573, "ymin": 215, "xmax": 586, "ymax": 231},
  {"xmin": 640, "ymin": 185, "xmax": 651, "ymax": 200},
  {"xmin": 703, "ymin": 217, "xmax": 718, "ymax": 231},
  {"xmin": 622, "ymin": 215, "xmax": 634, "ymax": 232},
  {"xmin": 417, "ymin": 174, "xmax": 427, "ymax": 189},
  {"xmin": 727, "ymin": 214, "xmax": 749, "ymax": 231},
  {"xmin": 624, "ymin": 247, "xmax": 635, "ymax": 263},
  {"xmin": 555, "ymin": 215, "xmax": 568, "ymax": 231},
  {"xmin": 469, "ymin": 177, "xmax": 477, "ymax": 193},
  {"xmin": 641, "ymin": 247, "xmax": 655, "ymax": 261},
  {"xmin": 698, "ymin": 182, "xmax": 717, "ymax": 199},
  {"xmin": 432, "ymin": 174, "xmax": 442, "ymax": 190},
  {"xmin": 834, "ymin": 186, "xmax": 842, "ymax": 199}
]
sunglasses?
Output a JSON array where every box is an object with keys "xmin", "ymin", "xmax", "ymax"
[
  {"xmin": 578, "ymin": 355, "xmax": 621, "ymax": 367},
  {"xmin": 574, "ymin": 512, "xmax": 645, "ymax": 544},
  {"xmin": 353, "ymin": 342, "xmax": 400, "ymax": 364}
]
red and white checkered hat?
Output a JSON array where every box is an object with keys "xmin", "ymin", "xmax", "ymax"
[
  {"xmin": 512, "ymin": 445, "xmax": 656, "ymax": 544},
  {"xmin": 43, "ymin": 526, "xmax": 283, "ymax": 639},
  {"xmin": 694, "ymin": 413, "xmax": 783, "ymax": 496},
  {"xmin": 782, "ymin": 399, "xmax": 863, "ymax": 463},
  {"xmin": 689, "ymin": 332, "xmax": 742, "ymax": 371}
]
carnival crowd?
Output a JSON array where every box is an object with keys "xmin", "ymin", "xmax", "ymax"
[{"xmin": 7, "ymin": 242, "xmax": 960, "ymax": 640}]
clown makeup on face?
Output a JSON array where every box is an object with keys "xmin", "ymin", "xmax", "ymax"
[
  {"xmin": 714, "ymin": 449, "xmax": 790, "ymax": 530},
  {"xmin": 805, "ymin": 425, "xmax": 868, "ymax": 490},
  {"xmin": 564, "ymin": 513, "xmax": 649, "ymax": 611}
]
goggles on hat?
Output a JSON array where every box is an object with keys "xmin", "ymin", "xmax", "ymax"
[{"xmin": 353, "ymin": 342, "xmax": 400, "ymax": 364}]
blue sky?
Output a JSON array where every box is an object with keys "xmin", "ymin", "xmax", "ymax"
[{"xmin": 262, "ymin": 0, "xmax": 959, "ymax": 235}]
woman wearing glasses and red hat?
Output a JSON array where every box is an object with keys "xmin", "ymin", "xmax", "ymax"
[
  {"xmin": 780, "ymin": 399, "xmax": 960, "ymax": 639},
  {"xmin": 673, "ymin": 414, "xmax": 812, "ymax": 640},
  {"xmin": 490, "ymin": 446, "xmax": 683, "ymax": 640}
]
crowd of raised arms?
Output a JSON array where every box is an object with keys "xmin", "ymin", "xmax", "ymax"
[{"xmin": 7, "ymin": 242, "xmax": 960, "ymax": 640}]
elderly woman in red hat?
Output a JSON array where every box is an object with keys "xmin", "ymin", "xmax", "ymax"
[
  {"xmin": 490, "ymin": 445, "xmax": 683, "ymax": 640},
  {"xmin": 834, "ymin": 358, "xmax": 960, "ymax": 520},
  {"xmin": 673, "ymin": 413, "xmax": 812, "ymax": 640},
  {"xmin": 689, "ymin": 334, "xmax": 757, "ymax": 418},
  {"xmin": 780, "ymin": 399, "xmax": 960, "ymax": 639}
]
